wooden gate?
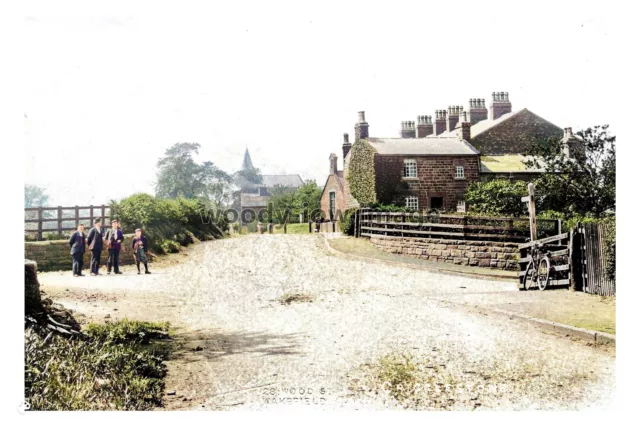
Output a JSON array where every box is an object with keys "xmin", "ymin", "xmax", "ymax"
[
  {"xmin": 517, "ymin": 233, "xmax": 571, "ymax": 289},
  {"xmin": 575, "ymin": 222, "xmax": 615, "ymax": 296}
]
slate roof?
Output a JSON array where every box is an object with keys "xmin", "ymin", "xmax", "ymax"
[
  {"xmin": 480, "ymin": 155, "xmax": 547, "ymax": 173},
  {"xmin": 438, "ymin": 109, "xmax": 523, "ymax": 138},
  {"xmin": 261, "ymin": 174, "xmax": 304, "ymax": 188},
  {"xmin": 240, "ymin": 193, "xmax": 269, "ymax": 208},
  {"xmin": 367, "ymin": 137, "xmax": 480, "ymax": 156}
]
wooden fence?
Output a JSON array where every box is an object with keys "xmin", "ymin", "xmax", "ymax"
[
  {"xmin": 356, "ymin": 209, "xmax": 561, "ymax": 243},
  {"xmin": 25, "ymin": 205, "xmax": 111, "ymax": 241},
  {"xmin": 574, "ymin": 222, "xmax": 615, "ymax": 296}
]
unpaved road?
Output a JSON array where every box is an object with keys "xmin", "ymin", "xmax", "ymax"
[{"xmin": 38, "ymin": 234, "xmax": 615, "ymax": 410}]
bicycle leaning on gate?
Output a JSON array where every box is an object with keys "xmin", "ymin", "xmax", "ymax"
[{"xmin": 522, "ymin": 242, "xmax": 553, "ymax": 291}]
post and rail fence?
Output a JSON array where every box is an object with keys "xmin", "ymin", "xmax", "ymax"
[
  {"xmin": 355, "ymin": 208, "xmax": 561, "ymax": 244},
  {"xmin": 25, "ymin": 205, "xmax": 111, "ymax": 241}
]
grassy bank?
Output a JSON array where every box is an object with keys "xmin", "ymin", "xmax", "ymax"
[{"xmin": 25, "ymin": 319, "xmax": 172, "ymax": 410}]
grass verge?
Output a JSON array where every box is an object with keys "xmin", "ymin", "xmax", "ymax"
[{"xmin": 25, "ymin": 319, "xmax": 172, "ymax": 410}]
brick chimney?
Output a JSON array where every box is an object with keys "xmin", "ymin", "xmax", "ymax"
[
  {"xmin": 434, "ymin": 110, "xmax": 447, "ymax": 135},
  {"xmin": 561, "ymin": 127, "xmax": 584, "ymax": 159},
  {"xmin": 468, "ymin": 98, "xmax": 488, "ymax": 125},
  {"xmin": 458, "ymin": 111, "xmax": 471, "ymax": 141},
  {"xmin": 342, "ymin": 133, "xmax": 351, "ymax": 161},
  {"xmin": 354, "ymin": 111, "xmax": 369, "ymax": 141},
  {"xmin": 400, "ymin": 121, "xmax": 416, "ymax": 138},
  {"xmin": 329, "ymin": 153, "xmax": 338, "ymax": 175},
  {"xmin": 446, "ymin": 106, "xmax": 463, "ymax": 132},
  {"xmin": 416, "ymin": 116, "xmax": 434, "ymax": 137},
  {"xmin": 490, "ymin": 91, "xmax": 512, "ymax": 120}
]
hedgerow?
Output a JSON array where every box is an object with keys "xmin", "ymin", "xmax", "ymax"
[{"xmin": 110, "ymin": 193, "xmax": 228, "ymax": 254}]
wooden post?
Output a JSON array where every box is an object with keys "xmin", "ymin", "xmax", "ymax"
[
  {"xmin": 101, "ymin": 204, "xmax": 106, "ymax": 226},
  {"xmin": 521, "ymin": 183, "xmax": 537, "ymax": 242},
  {"xmin": 284, "ymin": 223, "xmax": 287, "ymax": 234},
  {"xmin": 89, "ymin": 205, "xmax": 94, "ymax": 227},
  {"xmin": 75, "ymin": 205, "xmax": 79, "ymax": 228},
  {"xmin": 57, "ymin": 206, "xmax": 63, "ymax": 237},
  {"xmin": 37, "ymin": 207, "xmax": 43, "ymax": 241},
  {"xmin": 308, "ymin": 220, "xmax": 312, "ymax": 233}
]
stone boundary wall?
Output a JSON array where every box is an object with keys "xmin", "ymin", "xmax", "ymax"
[
  {"xmin": 24, "ymin": 234, "xmax": 137, "ymax": 272},
  {"xmin": 369, "ymin": 235, "xmax": 520, "ymax": 270}
]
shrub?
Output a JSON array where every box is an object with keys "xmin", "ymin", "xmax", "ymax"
[
  {"xmin": 339, "ymin": 208, "xmax": 358, "ymax": 235},
  {"xmin": 465, "ymin": 180, "xmax": 528, "ymax": 217}
]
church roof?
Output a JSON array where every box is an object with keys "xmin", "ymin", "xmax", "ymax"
[
  {"xmin": 242, "ymin": 148, "xmax": 254, "ymax": 170},
  {"xmin": 261, "ymin": 174, "xmax": 304, "ymax": 188}
]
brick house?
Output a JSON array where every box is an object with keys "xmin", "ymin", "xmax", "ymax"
[{"xmin": 321, "ymin": 92, "xmax": 576, "ymax": 214}]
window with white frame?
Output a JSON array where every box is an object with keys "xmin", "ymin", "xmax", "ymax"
[
  {"xmin": 405, "ymin": 196, "xmax": 419, "ymax": 211},
  {"xmin": 403, "ymin": 159, "xmax": 417, "ymax": 178},
  {"xmin": 457, "ymin": 199, "xmax": 466, "ymax": 213},
  {"xmin": 455, "ymin": 165, "xmax": 465, "ymax": 179}
]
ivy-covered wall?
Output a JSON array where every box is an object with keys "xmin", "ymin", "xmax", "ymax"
[{"xmin": 346, "ymin": 140, "xmax": 376, "ymax": 206}]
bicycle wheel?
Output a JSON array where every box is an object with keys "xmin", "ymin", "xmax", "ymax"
[
  {"xmin": 537, "ymin": 257, "xmax": 551, "ymax": 291},
  {"xmin": 522, "ymin": 261, "xmax": 535, "ymax": 291}
]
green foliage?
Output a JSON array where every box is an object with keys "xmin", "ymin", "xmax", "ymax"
[
  {"xmin": 339, "ymin": 208, "xmax": 359, "ymax": 235},
  {"xmin": 25, "ymin": 185, "xmax": 50, "ymax": 208},
  {"xmin": 234, "ymin": 167, "xmax": 263, "ymax": 187},
  {"xmin": 268, "ymin": 185, "xmax": 297, "ymax": 224},
  {"xmin": 110, "ymin": 193, "xmax": 227, "ymax": 254},
  {"xmin": 294, "ymin": 180, "xmax": 322, "ymax": 221},
  {"xmin": 465, "ymin": 180, "xmax": 528, "ymax": 217},
  {"xmin": 346, "ymin": 140, "xmax": 377, "ymax": 206},
  {"xmin": 525, "ymin": 125, "xmax": 615, "ymax": 217},
  {"xmin": 602, "ymin": 216, "xmax": 616, "ymax": 282},
  {"xmin": 155, "ymin": 142, "xmax": 232, "ymax": 203},
  {"xmin": 25, "ymin": 319, "xmax": 170, "ymax": 410},
  {"xmin": 368, "ymin": 202, "xmax": 414, "ymax": 213}
]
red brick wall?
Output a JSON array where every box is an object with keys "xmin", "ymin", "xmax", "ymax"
[
  {"xmin": 320, "ymin": 175, "xmax": 346, "ymax": 220},
  {"xmin": 374, "ymin": 155, "xmax": 480, "ymax": 211}
]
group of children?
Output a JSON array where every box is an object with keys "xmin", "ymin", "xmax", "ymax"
[{"xmin": 68, "ymin": 218, "xmax": 151, "ymax": 277}]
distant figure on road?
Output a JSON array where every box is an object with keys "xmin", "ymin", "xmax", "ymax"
[
  {"xmin": 104, "ymin": 219, "xmax": 124, "ymax": 275},
  {"xmin": 68, "ymin": 223, "xmax": 86, "ymax": 277},
  {"xmin": 132, "ymin": 228, "xmax": 151, "ymax": 275},
  {"xmin": 87, "ymin": 218, "xmax": 104, "ymax": 276}
]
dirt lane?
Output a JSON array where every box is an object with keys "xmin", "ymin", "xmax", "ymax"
[{"xmin": 38, "ymin": 234, "xmax": 615, "ymax": 410}]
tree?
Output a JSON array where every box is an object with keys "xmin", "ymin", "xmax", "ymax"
[
  {"xmin": 155, "ymin": 143, "xmax": 231, "ymax": 203},
  {"xmin": 25, "ymin": 185, "xmax": 50, "ymax": 208},
  {"xmin": 233, "ymin": 167, "xmax": 263, "ymax": 188},
  {"xmin": 268, "ymin": 185, "xmax": 297, "ymax": 224},
  {"xmin": 525, "ymin": 125, "xmax": 615, "ymax": 217},
  {"xmin": 465, "ymin": 180, "xmax": 528, "ymax": 217},
  {"xmin": 294, "ymin": 180, "xmax": 322, "ymax": 221}
]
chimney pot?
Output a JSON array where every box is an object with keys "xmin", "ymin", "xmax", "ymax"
[
  {"xmin": 343, "ymin": 133, "xmax": 349, "ymax": 143},
  {"xmin": 358, "ymin": 111, "xmax": 366, "ymax": 122}
]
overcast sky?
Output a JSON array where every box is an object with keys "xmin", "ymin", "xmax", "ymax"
[{"xmin": 22, "ymin": 0, "xmax": 619, "ymax": 206}]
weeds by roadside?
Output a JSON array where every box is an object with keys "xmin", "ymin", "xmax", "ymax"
[
  {"xmin": 278, "ymin": 292, "xmax": 314, "ymax": 305},
  {"xmin": 25, "ymin": 319, "xmax": 172, "ymax": 410}
]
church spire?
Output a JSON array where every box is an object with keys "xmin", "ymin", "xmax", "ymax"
[{"xmin": 242, "ymin": 147, "xmax": 254, "ymax": 171}]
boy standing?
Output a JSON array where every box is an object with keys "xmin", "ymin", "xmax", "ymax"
[
  {"xmin": 132, "ymin": 228, "xmax": 151, "ymax": 274},
  {"xmin": 104, "ymin": 219, "xmax": 124, "ymax": 274},
  {"xmin": 68, "ymin": 223, "xmax": 86, "ymax": 277},
  {"xmin": 87, "ymin": 218, "xmax": 104, "ymax": 276}
]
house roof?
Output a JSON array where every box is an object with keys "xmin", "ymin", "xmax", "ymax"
[
  {"xmin": 367, "ymin": 137, "xmax": 480, "ymax": 156},
  {"xmin": 261, "ymin": 174, "xmax": 304, "ymax": 188},
  {"xmin": 438, "ymin": 109, "xmax": 524, "ymax": 138},
  {"xmin": 240, "ymin": 193, "xmax": 269, "ymax": 208},
  {"xmin": 480, "ymin": 155, "xmax": 546, "ymax": 173}
]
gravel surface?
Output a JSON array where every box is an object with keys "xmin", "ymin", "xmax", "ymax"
[{"xmin": 38, "ymin": 234, "xmax": 615, "ymax": 410}]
